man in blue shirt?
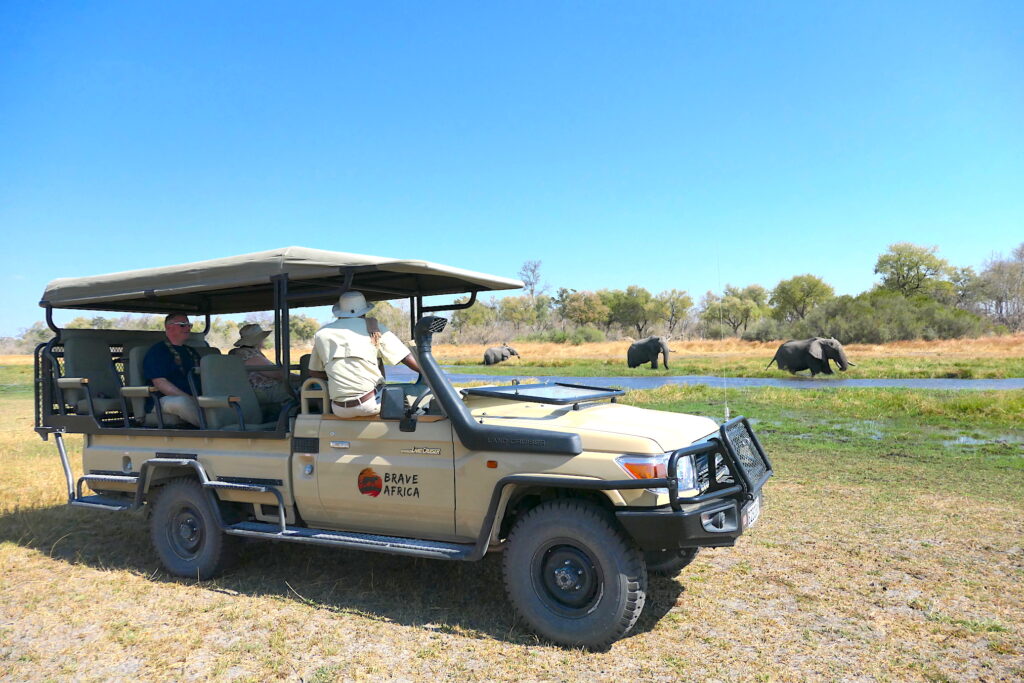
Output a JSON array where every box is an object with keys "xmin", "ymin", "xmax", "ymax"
[{"xmin": 143, "ymin": 313, "xmax": 202, "ymax": 426}]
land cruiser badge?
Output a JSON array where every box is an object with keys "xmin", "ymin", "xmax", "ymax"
[{"xmin": 400, "ymin": 446, "xmax": 441, "ymax": 455}]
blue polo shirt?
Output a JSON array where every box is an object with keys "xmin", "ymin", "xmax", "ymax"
[{"xmin": 143, "ymin": 341, "xmax": 202, "ymax": 395}]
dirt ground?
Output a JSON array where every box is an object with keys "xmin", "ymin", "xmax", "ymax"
[{"xmin": 1, "ymin": 387, "xmax": 1022, "ymax": 681}]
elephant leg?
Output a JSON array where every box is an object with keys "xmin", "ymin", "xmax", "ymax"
[{"xmin": 650, "ymin": 357, "xmax": 659, "ymax": 370}]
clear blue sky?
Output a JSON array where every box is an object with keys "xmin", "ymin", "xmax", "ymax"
[{"xmin": 2, "ymin": 2, "xmax": 1021, "ymax": 336}]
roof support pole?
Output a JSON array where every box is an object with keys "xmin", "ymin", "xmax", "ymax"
[
  {"xmin": 44, "ymin": 305, "xmax": 61, "ymax": 337},
  {"xmin": 271, "ymin": 274, "xmax": 291, "ymax": 373}
]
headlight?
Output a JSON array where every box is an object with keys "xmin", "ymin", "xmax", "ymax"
[{"xmin": 615, "ymin": 452, "xmax": 698, "ymax": 494}]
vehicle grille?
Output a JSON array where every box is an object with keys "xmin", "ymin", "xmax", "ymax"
[
  {"xmin": 695, "ymin": 453, "xmax": 733, "ymax": 491},
  {"xmin": 724, "ymin": 420, "xmax": 769, "ymax": 488}
]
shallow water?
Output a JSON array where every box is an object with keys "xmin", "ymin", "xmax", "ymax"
[{"xmin": 388, "ymin": 367, "xmax": 1024, "ymax": 391}]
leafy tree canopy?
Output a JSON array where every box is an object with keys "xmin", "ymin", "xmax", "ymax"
[{"xmin": 770, "ymin": 274, "xmax": 834, "ymax": 322}]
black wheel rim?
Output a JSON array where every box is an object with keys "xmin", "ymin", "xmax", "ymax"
[
  {"xmin": 167, "ymin": 504, "xmax": 204, "ymax": 560},
  {"xmin": 532, "ymin": 540, "xmax": 603, "ymax": 617}
]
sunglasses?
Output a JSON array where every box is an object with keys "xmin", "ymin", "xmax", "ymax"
[{"xmin": 167, "ymin": 322, "xmax": 193, "ymax": 328}]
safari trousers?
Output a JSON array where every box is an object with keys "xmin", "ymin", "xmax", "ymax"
[{"xmin": 159, "ymin": 395, "xmax": 202, "ymax": 427}]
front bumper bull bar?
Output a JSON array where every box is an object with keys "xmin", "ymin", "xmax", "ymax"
[{"xmin": 614, "ymin": 416, "xmax": 773, "ymax": 550}]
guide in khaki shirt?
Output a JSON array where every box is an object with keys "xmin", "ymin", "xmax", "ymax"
[{"xmin": 308, "ymin": 317, "xmax": 413, "ymax": 400}]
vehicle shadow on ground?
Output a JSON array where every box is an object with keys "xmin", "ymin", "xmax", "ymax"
[{"xmin": 0, "ymin": 504, "xmax": 684, "ymax": 648}]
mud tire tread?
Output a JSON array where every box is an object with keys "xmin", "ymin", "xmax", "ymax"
[{"xmin": 502, "ymin": 499, "xmax": 646, "ymax": 650}]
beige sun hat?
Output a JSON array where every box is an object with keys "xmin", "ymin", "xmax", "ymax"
[
  {"xmin": 234, "ymin": 323, "xmax": 272, "ymax": 347},
  {"xmin": 332, "ymin": 290, "xmax": 374, "ymax": 318}
]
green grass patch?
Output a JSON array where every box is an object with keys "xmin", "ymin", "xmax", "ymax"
[{"xmin": 0, "ymin": 365, "xmax": 33, "ymax": 395}]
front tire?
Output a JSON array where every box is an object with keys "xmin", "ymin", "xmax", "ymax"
[
  {"xmin": 502, "ymin": 499, "xmax": 646, "ymax": 650},
  {"xmin": 149, "ymin": 478, "xmax": 238, "ymax": 579}
]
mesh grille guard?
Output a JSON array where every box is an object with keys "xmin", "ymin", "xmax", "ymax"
[{"xmin": 718, "ymin": 417, "xmax": 773, "ymax": 494}]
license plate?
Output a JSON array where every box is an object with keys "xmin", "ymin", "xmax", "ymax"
[{"xmin": 742, "ymin": 494, "xmax": 762, "ymax": 530}]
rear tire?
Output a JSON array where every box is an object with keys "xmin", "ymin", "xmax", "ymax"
[
  {"xmin": 149, "ymin": 478, "xmax": 238, "ymax": 579},
  {"xmin": 644, "ymin": 547, "xmax": 700, "ymax": 577},
  {"xmin": 502, "ymin": 499, "xmax": 646, "ymax": 650}
]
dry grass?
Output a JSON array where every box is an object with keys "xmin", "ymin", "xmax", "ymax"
[
  {"xmin": 1, "ymin": 386, "xmax": 1023, "ymax": 680},
  {"xmin": 430, "ymin": 334, "xmax": 1024, "ymax": 363}
]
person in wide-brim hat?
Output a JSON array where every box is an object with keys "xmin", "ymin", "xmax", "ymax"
[
  {"xmin": 309, "ymin": 289, "xmax": 422, "ymax": 419},
  {"xmin": 229, "ymin": 324, "xmax": 291, "ymax": 403},
  {"xmin": 234, "ymin": 323, "xmax": 272, "ymax": 348},
  {"xmin": 332, "ymin": 290, "xmax": 375, "ymax": 318}
]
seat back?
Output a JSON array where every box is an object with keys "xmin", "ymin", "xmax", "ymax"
[
  {"xmin": 199, "ymin": 354, "xmax": 263, "ymax": 429},
  {"xmin": 195, "ymin": 346, "xmax": 222, "ymax": 358},
  {"xmin": 62, "ymin": 337, "xmax": 120, "ymax": 405},
  {"xmin": 125, "ymin": 345, "xmax": 151, "ymax": 419}
]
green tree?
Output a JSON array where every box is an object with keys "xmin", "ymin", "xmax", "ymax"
[
  {"xmin": 874, "ymin": 243, "xmax": 952, "ymax": 298},
  {"xmin": 770, "ymin": 274, "xmax": 834, "ymax": 322},
  {"xmin": 20, "ymin": 321, "xmax": 53, "ymax": 347},
  {"xmin": 608, "ymin": 286, "xmax": 664, "ymax": 337},
  {"xmin": 370, "ymin": 301, "xmax": 409, "ymax": 337},
  {"xmin": 656, "ymin": 289, "xmax": 693, "ymax": 336},
  {"xmin": 498, "ymin": 296, "xmax": 537, "ymax": 330},
  {"xmin": 288, "ymin": 314, "xmax": 320, "ymax": 345},
  {"xmin": 451, "ymin": 297, "xmax": 496, "ymax": 330},
  {"xmin": 560, "ymin": 290, "xmax": 610, "ymax": 328},
  {"xmin": 700, "ymin": 285, "xmax": 767, "ymax": 335},
  {"xmin": 978, "ymin": 243, "xmax": 1024, "ymax": 331}
]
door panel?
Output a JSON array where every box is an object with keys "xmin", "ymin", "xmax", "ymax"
[{"xmin": 313, "ymin": 418, "xmax": 456, "ymax": 538}]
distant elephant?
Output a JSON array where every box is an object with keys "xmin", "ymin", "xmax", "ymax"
[
  {"xmin": 627, "ymin": 336, "xmax": 671, "ymax": 370},
  {"xmin": 767, "ymin": 337, "xmax": 855, "ymax": 376},
  {"xmin": 483, "ymin": 344, "xmax": 520, "ymax": 365}
]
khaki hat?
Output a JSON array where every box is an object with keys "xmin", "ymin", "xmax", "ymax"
[
  {"xmin": 332, "ymin": 290, "xmax": 374, "ymax": 318},
  {"xmin": 234, "ymin": 323, "xmax": 272, "ymax": 347}
]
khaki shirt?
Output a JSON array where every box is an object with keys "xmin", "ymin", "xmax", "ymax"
[{"xmin": 309, "ymin": 318, "xmax": 412, "ymax": 400}]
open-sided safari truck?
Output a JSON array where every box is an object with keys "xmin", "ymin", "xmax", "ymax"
[{"xmin": 34, "ymin": 246, "xmax": 772, "ymax": 649}]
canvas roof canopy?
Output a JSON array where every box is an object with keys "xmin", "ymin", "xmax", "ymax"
[{"xmin": 40, "ymin": 246, "xmax": 523, "ymax": 314}]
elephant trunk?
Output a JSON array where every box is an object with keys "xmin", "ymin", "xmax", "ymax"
[
  {"xmin": 660, "ymin": 341, "xmax": 670, "ymax": 370},
  {"xmin": 836, "ymin": 346, "xmax": 851, "ymax": 371}
]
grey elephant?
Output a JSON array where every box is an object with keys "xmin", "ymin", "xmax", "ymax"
[
  {"xmin": 627, "ymin": 336, "xmax": 671, "ymax": 370},
  {"xmin": 483, "ymin": 344, "xmax": 520, "ymax": 365},
  {"xmin": 767, "ymin": 337, "xmax": 855, "ymax": 376}
]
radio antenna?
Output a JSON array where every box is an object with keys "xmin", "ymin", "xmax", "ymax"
[{"xmin": 715, "ymin": 245, "xmax": 731, "ymax": 423}]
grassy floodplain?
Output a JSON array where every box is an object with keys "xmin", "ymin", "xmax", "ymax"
[
  {"xmin": 436, "ymin": 335, "xmax": 1024, "ymax": 379},
  {"xmin": 1, "ymin": 349, "xmax": 1022, "ymax": 680}
]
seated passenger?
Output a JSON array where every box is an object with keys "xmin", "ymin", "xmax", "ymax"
[
  {"xmin": 228, "ymin": 323, "xmax": 292, "ymax": 404},
  {"xmin": 143, "ymin": 314, "xmax": 202, "ymax": 426},
  {"xmin": 309, "ymin": 291, "xmax": 421, "ymax": 418}
]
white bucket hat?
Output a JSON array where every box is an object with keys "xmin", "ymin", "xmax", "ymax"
[
  {"xmin": 332, "ymin": 290, "xmax": 374, "ymax": 318},
  {"xmin": 234, "ymin": 323, "xmax": 272, "ymax": 347}
]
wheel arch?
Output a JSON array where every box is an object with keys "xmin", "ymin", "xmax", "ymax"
[{"xmin": 494, "ymin": 483, "xmax": 622, "ymax": 544}]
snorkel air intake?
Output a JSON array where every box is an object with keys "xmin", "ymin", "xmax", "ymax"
[{"xmin": 414, "ymin": 316, "xmax": 582, "ymax": 455}]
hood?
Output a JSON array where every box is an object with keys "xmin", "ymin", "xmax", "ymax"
[{"xmin": 465, "ymin": 398, "xmax": 719, "ymax": 455}]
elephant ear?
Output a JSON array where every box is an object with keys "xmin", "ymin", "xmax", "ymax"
[{"xmin": 808, "ymin": 339, "xmax": 824, "ymax": 360}]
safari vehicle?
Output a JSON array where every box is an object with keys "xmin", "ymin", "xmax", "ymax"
[{"xmin": 34, "ymin": 247, "xmax": 772, "ymax": 649}]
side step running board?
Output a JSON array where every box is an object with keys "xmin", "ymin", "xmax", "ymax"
[
  {"xmin": 70, "ymin": 495, "xmax": 133, "ymax": 511},
  {"xmin": 224, "ymin": 521, "xmax": 474, "ymax": 561}
]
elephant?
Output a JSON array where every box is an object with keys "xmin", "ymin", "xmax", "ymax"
[
  {"xmin": 483, "ymin": 344, "xmax": 520, "ymax": 365},
  {"xmin": 767, "ymin": 337, "xmax": 855, "ymax": 376},
  {"xmin": 627, "ymin": 336, "xmax": 671, "ymax": 370}
]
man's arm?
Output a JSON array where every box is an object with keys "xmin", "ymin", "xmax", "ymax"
[
  {"xmin": 309, "ymin": 370, "xmax": 328, "ymax": 380},
  {"xmin": 400, "ymin": 354, "xmax": 422, "ymax": 374},
  {"xmin": 151, "ymin": 377, "xmax": 189, "ymax": 397}
]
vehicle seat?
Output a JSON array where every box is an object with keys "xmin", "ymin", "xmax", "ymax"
[
  {"xmin": 61, "ymin": 337, "xmax": 124, "ymax": 416},
  {"xmin": 126, "ymin": 344, "xmax": 185, "ymax": 427},
  {"xmin": 199, "ymin": 354, "xmax": 282, "ymax": 430}
]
